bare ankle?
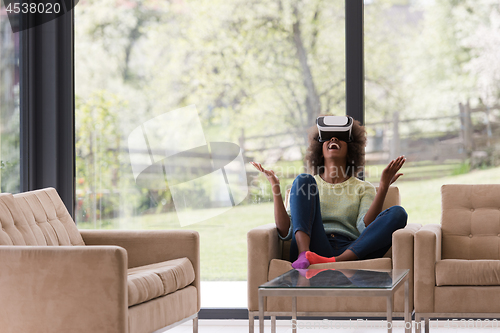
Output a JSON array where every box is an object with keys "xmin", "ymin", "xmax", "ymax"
[{"xmin": 336, "ymin": 250, "xmax": 358, "ymax": 262}]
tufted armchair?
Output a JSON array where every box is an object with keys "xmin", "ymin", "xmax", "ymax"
[
  {"xmin": 414, "ymin": 184, "xmax": 500, "ymax": 333},
  {"xmin": 0, "ymin": 188, "xmax": 200, "ymax": 333},
  {"xmin": 247, "ymin": 186, "xmax": 421, "ymax": 332}
]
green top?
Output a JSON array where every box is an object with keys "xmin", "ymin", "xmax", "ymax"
[{"xmin": 281, "ymin": 174, "xmax": 376, "ymax": 241}]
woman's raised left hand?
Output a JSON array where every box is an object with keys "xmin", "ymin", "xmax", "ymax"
[{"xmin": 380, "ymin": 156, "xmax": 405, "ymax": 189}]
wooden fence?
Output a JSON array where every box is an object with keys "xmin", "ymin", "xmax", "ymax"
[{"xmin": 239, "ymin": 103, "xmax": 500, "ymax": 166}]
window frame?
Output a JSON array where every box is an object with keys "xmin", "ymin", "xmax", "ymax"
[{"xmin": 20, "ymin": 4, "xmax": 75, "ymax": 215}]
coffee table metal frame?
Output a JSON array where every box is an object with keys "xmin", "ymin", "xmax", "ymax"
[{"xmin": 255, "ymin": 269, "xmax": 410, "ymax": 333}]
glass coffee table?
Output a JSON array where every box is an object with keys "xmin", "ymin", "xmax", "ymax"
[{"xmin": 258, "ymin": 268, "xmax": 410, "ymax": 333}]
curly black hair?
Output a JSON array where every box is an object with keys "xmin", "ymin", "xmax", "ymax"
[{"xmin": 305, "ymin": 117, "xmax": 367, "ymax": 177}]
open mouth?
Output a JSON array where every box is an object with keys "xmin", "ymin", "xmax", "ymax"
[{"xmin": 328, "ymin": 142, "xmax": 340, "ymax": 150}]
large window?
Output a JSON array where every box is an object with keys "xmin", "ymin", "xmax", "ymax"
[
  {"xmin": 72, "ymin": 0, "xmax": 500, "ymax": 309},
  {"xmin": 0, "ymin": 2, "xmax": 20, "ymax": 193},
  {"xmin": 365, "ymin": 0, "xmax": 500, "ymax": 225},
  {"xmin": 75, "ymin": 0, "xmax": 346, "ymax": 306}
]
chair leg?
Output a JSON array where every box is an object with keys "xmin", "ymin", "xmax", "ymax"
[
  {"xmin": 249, "ymin": 311, "xmax": 254, "ymax": 333},
  {"xmin": 193, "ymin": 315, "xmax": 198, "ymax": 333},
  {"xmin": 424, "ymin": 317, "xmax": 430, "ymax": 333},
  {"xmin": 271, "ymin": 315, "xmax": 276, "ymax": 333}
]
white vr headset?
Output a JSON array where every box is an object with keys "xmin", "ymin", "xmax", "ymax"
[{"xmin": 316, "ymin": 116, "xmax": 353, "ymax": 143}]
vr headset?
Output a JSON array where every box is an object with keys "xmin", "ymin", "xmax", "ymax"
[{"xmin": 316, "ymin": 116, "xmax": 353, "ymax": 142}]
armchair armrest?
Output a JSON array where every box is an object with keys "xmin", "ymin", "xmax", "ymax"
[
  {"xmin": 392, "ymin": 223, "xmax": 421, "ymax": 310},
  {"xmin": 393, "ymin": 223, "xmax": 422, "ymax": 268},
  {"xmin": 247, "ymin": 223, "xmax": 281, "ymax": 311},
  {"xmin": 0, "ymin": 246, "xmax": 127, "ymax": 333},
  {"xmin": 414, "ymin": 224, "xmax": 442, "ymax": 313},
  {"xmin": 80, "ymin": 229, "xmax": 200, "ymax": 311}
]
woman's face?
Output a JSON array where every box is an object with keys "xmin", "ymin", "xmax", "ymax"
[{"xmin": 322, "ymin": 137, "xmax": 348, "ymax": 161}]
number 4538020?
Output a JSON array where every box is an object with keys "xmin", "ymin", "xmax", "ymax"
[{"xmin": 6, "ymin": 2, "xmax": 61, "ymax": 14}]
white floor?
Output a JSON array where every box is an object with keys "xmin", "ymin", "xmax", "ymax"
[
  {"xmin": 200, "ymin": 281, "xmax": 247, "ymax": 308},
  {"xmin": 169, "ymin": 319, "xmax": 497, "ymax": 332},
  {"xmin": 194, "ymin": 282, "xmax": 494, "ymax": 332}
]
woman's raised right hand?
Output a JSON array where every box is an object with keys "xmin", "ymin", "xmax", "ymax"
[{"xmin": 250, "ymin": 162, "xmax": 280, "ymax": 185}]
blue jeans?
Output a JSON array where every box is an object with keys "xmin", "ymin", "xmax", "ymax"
[{"xmin": 289, "ymin": 174, "xmax": 408, "ymax": 261}]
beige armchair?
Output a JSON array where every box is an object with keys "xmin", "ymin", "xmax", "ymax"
[
  {"xmin": 414, "ymin": 184, "xmax": 500, "ymax": 333},
  {"xmin": 247, "ymin": 186, "xmax": 421, "ymax": 332},
  {"xmin": 0, "ymin": 188, "xmax": 200, "ymax": 333}
]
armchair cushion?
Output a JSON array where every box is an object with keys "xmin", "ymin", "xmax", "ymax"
[
  {"xmin": 128, "ymin": 269, "xmax": 164, "ymax": 307},
  {"xmin": 434, "ymin": 286, "xmax": 500, "ymax": 313},
  {"xmin": 81, "ymin": 229, "xmax": 201, "ymax": 311},
  {"xmin": 127, "ymin": 257, "xmax": 195, "ymax": 306},
  {"xmin": 14, "ymin": 188, "xmax": 85, "ymax": 246},
  {"xmin": 129, "ymin": 286, "xmax": 198, "ymax": 333},
  {"xmin": 0, "ymin": 188, "xmax": 85, "ymax": 246},
  {"xmin": 0, "ymin": 193, "xmax": 41, "ymax": 245},
  {"xmin": 441, "ymin": 184, "xmax": 500, "ymax": 260},
  {"xmin": 436, "ymin": 259, "xmax": 500, "ymax": 286}
]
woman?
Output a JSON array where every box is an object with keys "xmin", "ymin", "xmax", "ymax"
[{"xmin": 250, "ymin": 118, "xmax": 407, "ymax": 269}]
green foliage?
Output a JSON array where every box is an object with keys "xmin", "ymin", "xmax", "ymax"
[
  {"xmin": 0, "ymin": 159, "xmax": 19, "ymax": 192},
  {"xmin": 76, "ymin": 0, "xmax": 348, "ymax": 143},
  {"xmin": 451, "ymin": 161, "xmax": 471, "ymax": 175},
  {"xmin": 75, "ymin": 90, "xmax": 176, "ymax": 225},
  {"xmin": 74, "ymin": 0, "xmax": 500, "ymax": 227},
  {"xmin": 366, "ymin": 161, "xmax": 463, "ymax": 182},
  {"xmin": 0, "ymin": 29, "xmax": 20, "ymax": 194},
  {"xmin": 75, "ymin": 91, "xmax": 126, "ymax": 223},
  {"xmin": 76, "ymin": 0, "xmax": 500, "ymax": 148},
  {"xmin": 0, "ymin": 106, "xmax": 20, "ymax": 193},
  {"xmin": 365, "ymin": 0, "xmax": 500, "ymax": 136}
]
